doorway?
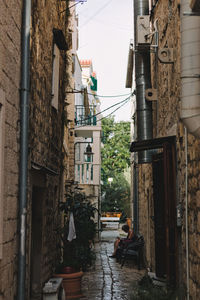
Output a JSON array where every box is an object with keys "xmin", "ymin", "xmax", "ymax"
[
  {"xmin": 152, "ymin": 142, "xmax": 178, "ymax": 286},
  {"xmin": 153, "ymin": 152, "xmax": 166, "ymax": 278},
  {"xmin": 30, "ymin": 186, "xmax": 45, "ymax": 300}
]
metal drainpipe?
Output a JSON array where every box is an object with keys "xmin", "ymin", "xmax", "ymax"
[
  {"xmin": 185, "ymin": 127, "xmax": 190, "ymax": 300},
  {"xmin": 134, "ymin": 0, "xmax": 153, "ymax": 164},
  {"xmin": 133, "ymin": 159, "xmax": 139, "ymax": 234},
  {"xmin": 181, "ymin": 0, "xmax": 200, "ymax": 138},
  {"xmin": 17, "ymin": 0, "xmax": 31, "ymax": 299}
]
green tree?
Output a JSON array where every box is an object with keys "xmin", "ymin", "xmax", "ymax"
[{"xmin": 101, "ymin": 116, "xmax": 131, "ymax": 216}]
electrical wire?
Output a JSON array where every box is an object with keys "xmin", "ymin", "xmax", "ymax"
[
  {"xmin": 79, "ymin": 98, "xmax": 130, "ymax": 127},
  {"xmin": 75, "ymin": 96, "xmax": 131, "ymax": 128},
  {"xmin": 60, "ymin": 0, "xmax": 86, "ymax": 14},
  {"xmin": 98, "ymin": 98, "xmax": 130, "ymax": 123},
  {"xmin": 67, "ymin": 88, "xmax": 133, "ymax": 98},
  {"xmin": 79, "ymin": 14, "xmax": 132, "ymax": 32},
  {"xmin": 80, "ymin": 0, "xmax": 113, "ymax": 29},
  {"xmin": 78, "ymin": 95, "xmax": 131, "ymax": 121}
]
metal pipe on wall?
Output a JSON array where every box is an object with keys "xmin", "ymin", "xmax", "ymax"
[
  {"xmin": 181, "ymin": 0, "xmax": 200, "ymax": 138},
  {"xmin": 133, "ymin": 160, "xmax": 139, "ymax": 234},
  {"xmin": 184, "ymin": 127, "xmax": 190, "ymax": 300},
  {"xmin": 17, "ymin": 0, "xmax": 31, "ymax": 299},
  {"xmin": 134, "ymin": 0, "xmax": 153, "ymax": 163}
]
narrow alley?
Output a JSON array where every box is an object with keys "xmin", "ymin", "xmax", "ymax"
[
  {"xmin": 1, "ymin": 0, "xmax": 200, "ymax": 299},
  {"xmin": 81, "ymin": 225, "xmax": 145, "ymax": 300}
]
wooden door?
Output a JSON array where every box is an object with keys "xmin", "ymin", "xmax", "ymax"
[
  {"xmin": 153, "ymin": 153, "xmax": 166, "ymax": 278},
  {"xmin": 153, "ymin": 143, "xmax": 178, "ymax": 285},
  {"xmin": 163, "ymin": 142, "xmax": 178, "ymax": 286}
]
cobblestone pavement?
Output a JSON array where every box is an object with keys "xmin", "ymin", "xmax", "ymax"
[{"xmin": 81, "ymin": 226, "xmax": 145, "ymax": 300}]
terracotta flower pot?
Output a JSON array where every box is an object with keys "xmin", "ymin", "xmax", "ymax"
[
  {"xmin": 55, "ymin": 271, "xmax": 83, "ymax": 299},
  {"xmin": 62, "ymin": 266, "xmax": 76, "ymax": 274}
]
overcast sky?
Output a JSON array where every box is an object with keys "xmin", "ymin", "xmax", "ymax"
[{"xmin": 77, "ymin": 0, "xmax": 133, "ymax": 122}]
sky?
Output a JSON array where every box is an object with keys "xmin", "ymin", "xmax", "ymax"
[{"xmin": 76, "ymin": 0, "xmax": 133, "ymax": 122}]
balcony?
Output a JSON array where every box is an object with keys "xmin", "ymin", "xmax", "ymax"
[
  {"xmin": 75, "ymin": 105, "xmax": 97, "ymax": 126},
  {"xmin": 75, "ymin": 162, "xmax": 93, "ymax": 184},
  {"xmin": 75, "ymin": 105, "xmax": 101, "ymax": 138}
]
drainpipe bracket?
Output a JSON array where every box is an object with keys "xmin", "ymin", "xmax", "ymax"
[
  {"xmin": 145, "ymin": 88, "xmax": 158, "ymax": 101},
  {"xmin": 158, "ymin": 48, "xmax": 174, "ymax": 64}
]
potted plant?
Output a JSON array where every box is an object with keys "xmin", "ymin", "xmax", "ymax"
[{"xmin": 55, "ymin": 184, "xmax": 97, "ymax": 299}]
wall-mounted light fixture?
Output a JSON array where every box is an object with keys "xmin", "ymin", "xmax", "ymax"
[
  {"xmin": 74, "ymin": 141, "xmax": 94, "ymax": 164},
  {"xmin": 84, "ymin": 143, "xmax": 94, "ymax": 162}
]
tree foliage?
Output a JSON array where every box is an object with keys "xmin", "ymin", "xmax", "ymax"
[{"xmin": 101, "ymin": 116, "xmax": 131, "ymax": 216}]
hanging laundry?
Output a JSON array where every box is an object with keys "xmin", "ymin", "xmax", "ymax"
[{"xmin": 67, "ymin": 212, "xmax": 76, "ymax": 242}]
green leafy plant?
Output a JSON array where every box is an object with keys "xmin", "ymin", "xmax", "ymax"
[{"xmin": 58, "ymin": 184, "xmax": 97, "ymax": 272}]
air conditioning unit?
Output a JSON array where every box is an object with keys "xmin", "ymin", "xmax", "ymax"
[
  {"xmin": 136, "ymin": 15, "xmax": 151, "ymax": 46},
  {"xmin": 43, "ymin": 278, "xmax": 65, "ymax": 300},
  {"xmin": 190, "ymin": 0, "xmax": 200, "ymax": 11}
]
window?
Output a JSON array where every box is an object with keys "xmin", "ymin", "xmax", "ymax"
[
  {"xmin": 51, "ymin": 43, "xmax": 60, "ymax": 110},
  {"xmin": 0, "ymin": 89, "xmax": 5, "ymax": 259},
  {"xmin": 51, "ymin": 28, "xmax": 68, "ymax": 110}
]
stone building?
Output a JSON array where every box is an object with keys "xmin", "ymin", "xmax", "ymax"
[
  {"xmin": 0, "ymin": 1, "xmax": 22, "ymax": 299},
  {"xmin": 0, "ymin": 0, "xmax": 75, "ymax": 299},
  {"xmin": 74, "ymin": 59, "xmax": 102, "ymax": 232},
  {"xmin": 129, "ymin": 0, "xmax": 200, "ymax": 298}
]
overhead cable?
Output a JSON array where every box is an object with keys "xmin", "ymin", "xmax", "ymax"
[
  {"xmin": 77, "ymin": 95, "xmax": 131, "ymax": 123},
  {"xmin": 75, "ymin": 96, "xmax": 131, "ymax": 128},
  {"xmin": 80, "ymin": 0, "xmax": 113, "ymax": 29},
  {"xmin": 97, "ymin": 98, "xmax": 130, "ymax": 123},
  {"xmin": 68, "ymin": 88, "xmax": 133, "ymax": 98}
]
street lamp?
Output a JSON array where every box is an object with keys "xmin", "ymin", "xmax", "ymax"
[
  {"xmin": 74, "ymin": 141, "xmax": 94, "ymax": 164},
  {"xmin": 108, "ymin": 177, "xmax": 113, "ymax": 186},
  {"xmin": 84, "ymin": 143, "xmax": 94, "ymax": 162}
]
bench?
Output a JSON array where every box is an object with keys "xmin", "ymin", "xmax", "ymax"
[
  {"xmin": 118, "ymin": 235, "xmax": 145, "ymax": 269},
  {"xmin": 100, "ymin": 217, "xmax": 120, "ymax": 229}
]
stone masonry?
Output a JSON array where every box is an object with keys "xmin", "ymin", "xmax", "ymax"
[
  {"xmin": 137, "ymin": 0, "xmax": 200, "ymax": 298},
  {"xmin": 0, "ymin": 0, "xmax": 73, "ymax": 299},
  {"xmin": 27, "ymin": 1, "xmax": 70, "ymax": 298},
  {"xmin": 0, "ymin": 0, "xmax": 21, "ymax": 299}
]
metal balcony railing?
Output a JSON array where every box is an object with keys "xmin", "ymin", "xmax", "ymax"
[
  {"xmin": 75, "ymin": 163, "xmax": 93, "ymax": 184},
  {"xmin": 75, "ymin": 105, "xmax": 97, "ymax": 126}
]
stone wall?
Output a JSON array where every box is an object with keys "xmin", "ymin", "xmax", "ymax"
[
  {"xmin": 138, "ymin": 164, "xmax": 154, "ymax": 271},
  {"xmin": 151, "ymin": 0, "xmax": 181, "ymax": 138},
  {"xmin": 137, "ymin": 0, "xmax": 200, "ymax": 297},
  {"xmin": 0, "ymin": 0, "xmax": 22, "ymax": 298},
  {"xmin": 27, "ymin": 0, "xmax": 68, "ymax": 297},
  {"xmin": 63, "ymin": 5, "xmax": 76, "ymax": 183}
]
